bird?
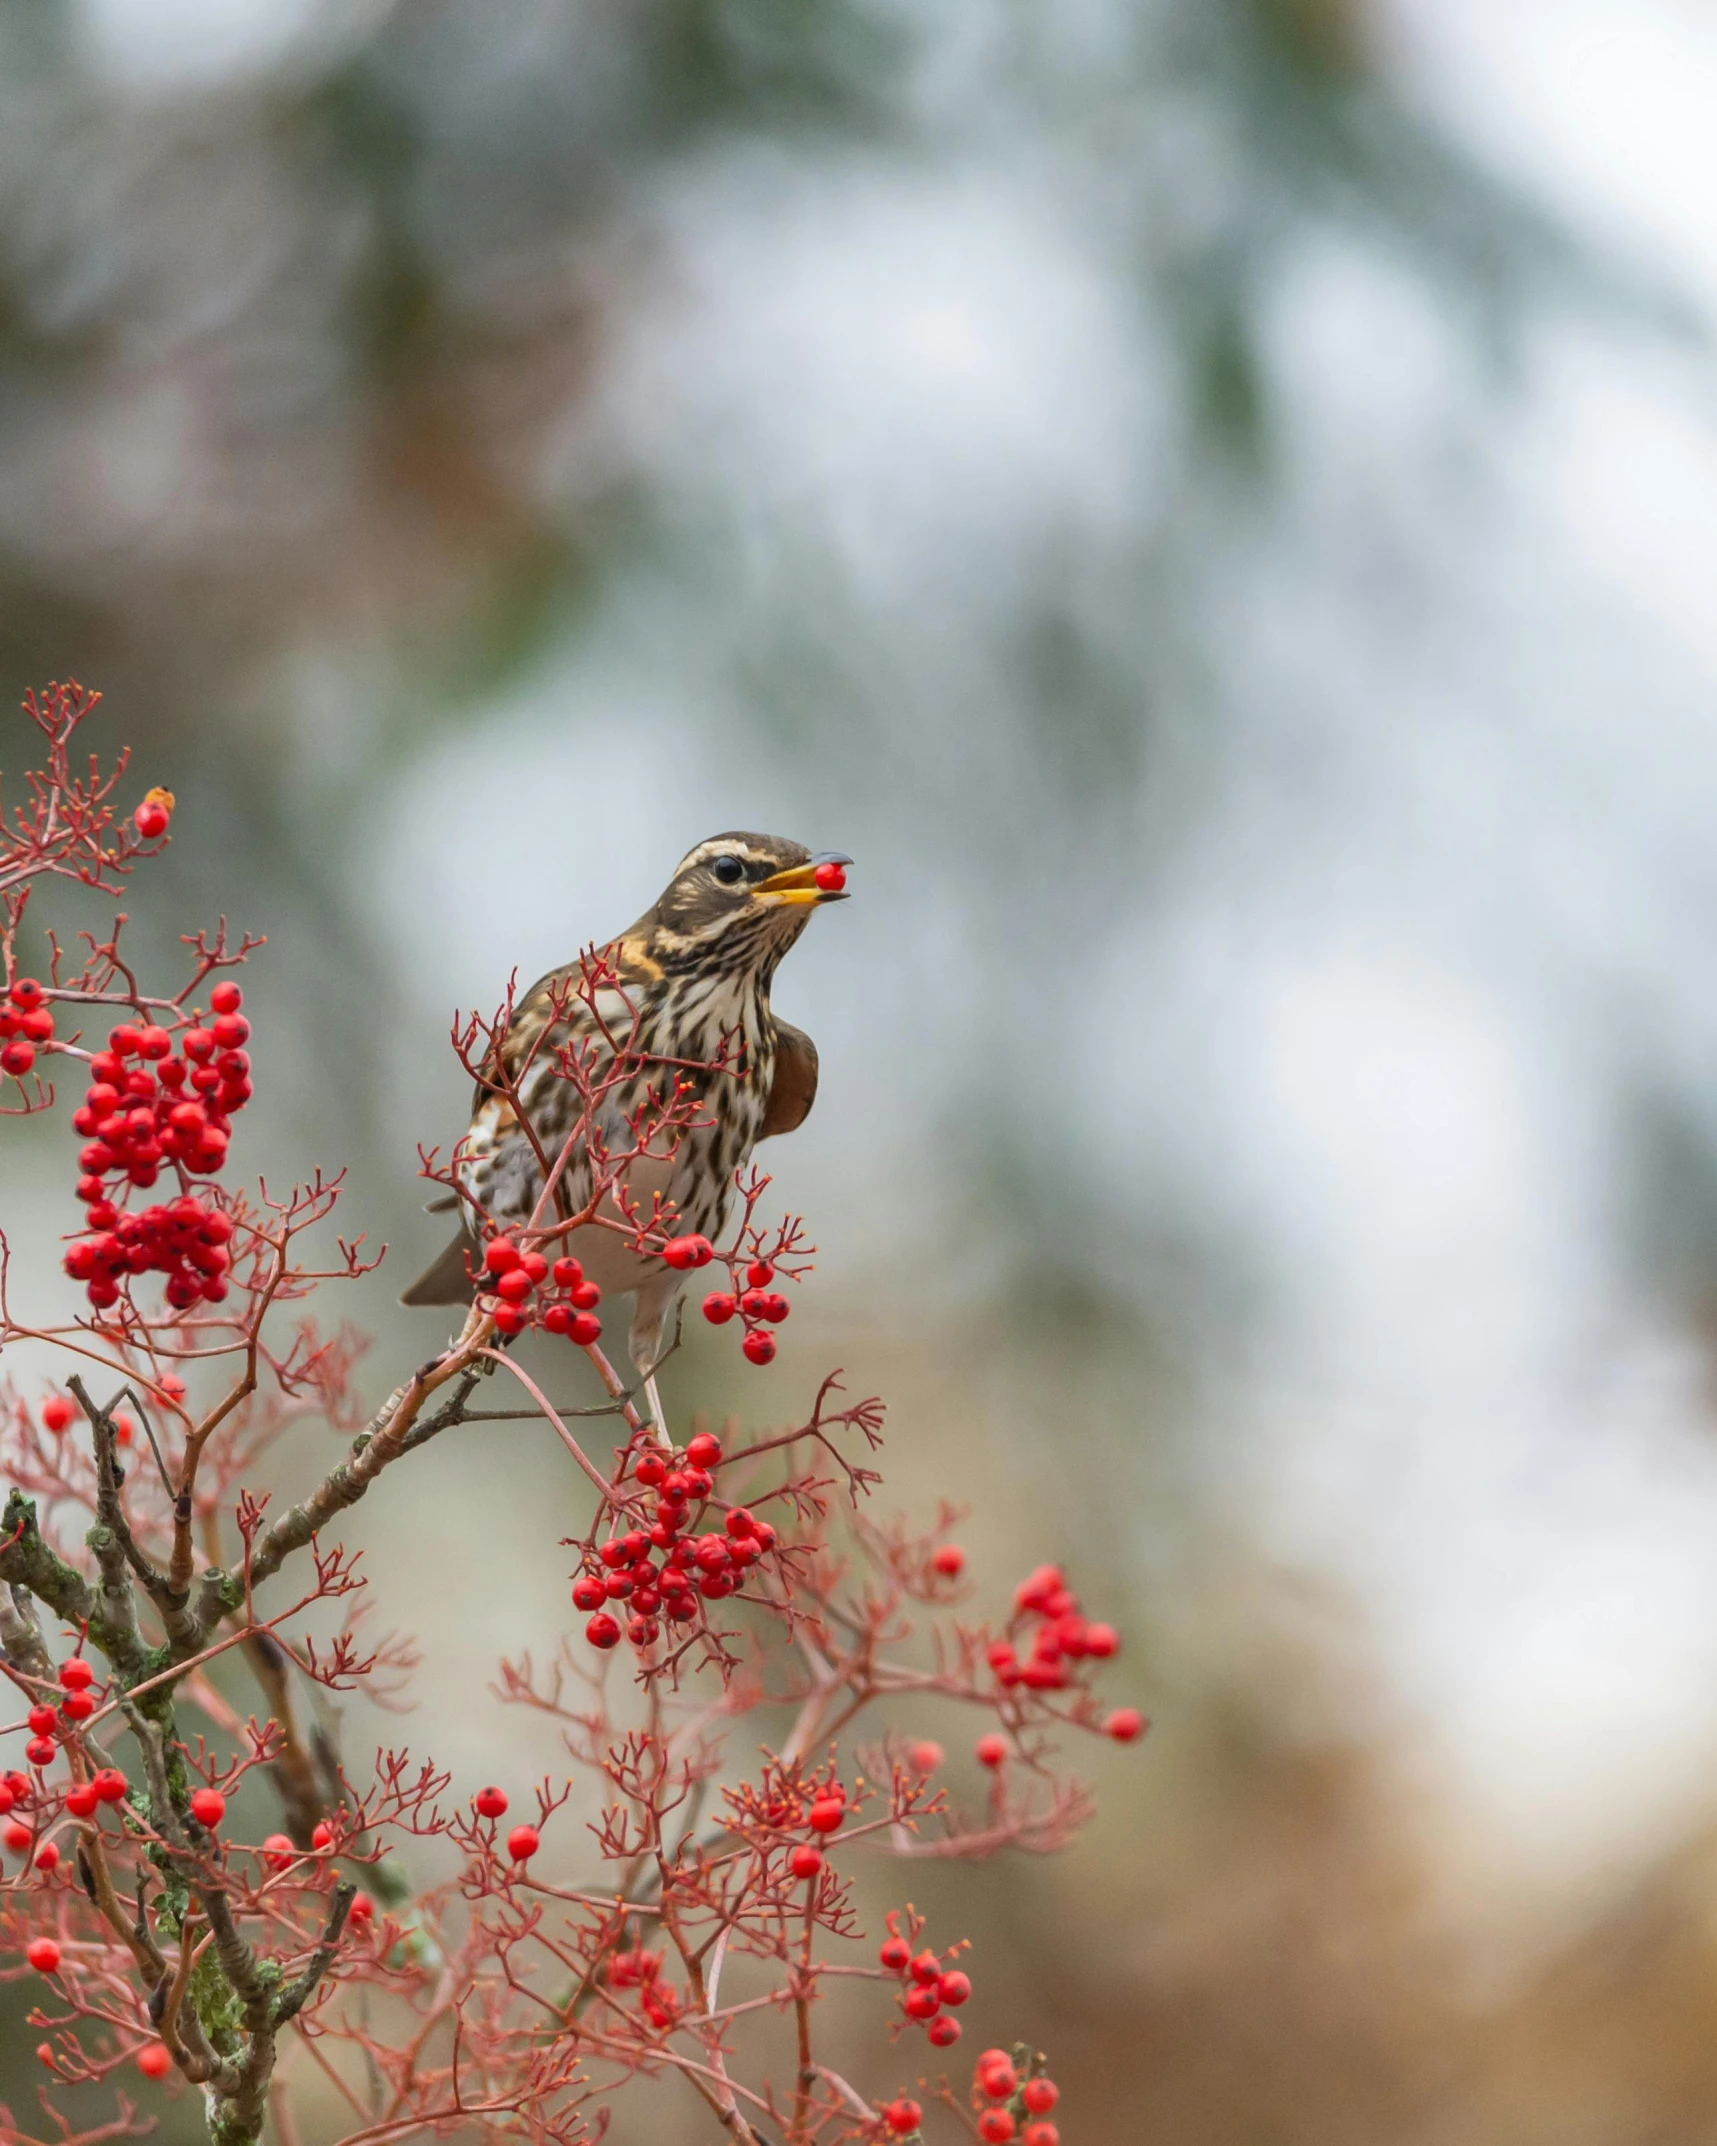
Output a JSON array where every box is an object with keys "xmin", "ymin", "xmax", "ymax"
[{"xmin": 402, "ymin": 832, "xmax": 850, "ymax": 1432}]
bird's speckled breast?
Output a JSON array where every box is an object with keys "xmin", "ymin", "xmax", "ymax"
[{"xmin": 456, "ymin": 967, "xmax": 776, "ymax": 1252}]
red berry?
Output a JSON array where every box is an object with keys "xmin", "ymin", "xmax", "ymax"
[
  {"xmin": 507, "ymin": 1824, "xmax": 539, "ymax": 1861},
  {"xmin": 92, "ymin": 1768, "xmax": 127, "ymax": 1803},
  {"xmin": 136, "ymin": 2042, "xmax": 172, "ymax": 2079},
  {"xmin": 551, "ymin": 1255, "xmax": 583, "ymax": 1288},
  {"xmin": 1022, "ymin": 2126, "xmax": 1059, "ymax": 2146},
  {"xmin": 975, "ymin": 1734, "xmax": 1008, "ymax": 1768},
  {"xmin": 938, "ymin": 1970, "xmax": 971, "ymax": 2006},
  {"xmin": 484, "ymin": 1238, "xmax": 521, "ymax": 1275},
  {"xmin": 586, "ymin": 1612, "xmax": 621, "ymax": 1650},
  {"xmin": 65, "ymin": 1785, "xmax": 98, "ymax": 1819},
  {"xmin": 662, "ymin": 1236, "xmax": 699, "ymax": 1269},
  {"xmin": 789, "ymin": 1844, "xmax": 823, "ymax": 1879},
  {"xmin": 7, "ymin": 977, "xmax": 43, "ymax": 1009},
  {"xmin": 59, "ymin": 1691, "xmax": 94, "ymax": 1722},
  {"xmin": 208, "ymin": 981, "xmax": 243, "ymax": 1015},
  {"xmin": 490, "ymin": 1303, "xmax": 526, "ymax": 1337},
  {"xmin": 744, "ymin": 1259, "xmax": 774, "ymax": 1288},
  {"xmin": 686, "ymin": 1433, "xmax": 723, "ymax": 1468},
  {"xmin": 684, "ymin": 1235, "xmax": 713, "ymax": 1266},
  {"xmin": 1104, "ymin": 1707, "xmax": 1146, "ymax": 1743},
  {"xmin": 565, "ymin": 1310, "xmax": 599, "ymax": 1345},
  {"xmin": 135, "ymin": 1025, "xmax": 172, "ymax": 1059},
  {"xmin": 879, "ymin": 1936, "xmax": 911, "ymax": 1973},
  {"xmin": 979, "ymin": 2114, "xmax": 1017, "ymax": 2143},
  {"xmin": 1083, "ymin": 1622, "xmax": 1118, "ymax": 1657},
  {"xmin": 311, "ymin": 1821, "xmax": 335, "ymax": 1849},
  {"xmin": 702, "ymin": 1292, "xmax": 737, "ymax": 1325},
  {"xmin": 28, "ymin": 1705, "xmax": 57, "ymax": 1737},
  {"xmin": 928, "ymin": 2015, "xmax": 961, "ymax": 2047},
  {"xmin": 3, "ymin": 1819, "xmax": 29, "ymax": 1851},
  {"xmin": 807, "ymin": 1798, "xmax": 845, "ymax": 1834},
  {"xmin": 813, "ymin": 860, "xmax": 847, "ymax": 893},
  {"xmin": 2, "ymin": 1038, "xmax": 35, "ymax": 1076},
  {"xmin": 26, "ymin": 1937, "xmax": 60, "ymax": 1973},
  {"xmin": 34, "ymin": 1840, "xmax": 59, "ymax": 1872},
  {"xmin": 495, "ymin": 1267, "xmax": 533, "ymax": 1303},
  {"xmin": 572, "ymin": 1576, "xmax": 606, "ymax": 1611},
  {"xmin": 931, "ymin": 1543, "xmax": 966, "ymax": 1577},
  {"xmin": 1022, "ymin": 2080, "xmax": 1059, "ymax": 2114},
  {"xmin": 189, "ymin": 1788, "xmax": 225, "ymax": 1827},
  {"xmin": 908, "ymin": 1949, "xmax": 941, "ymax": 1984},
  {"xmin": 263, "ymin": 1834, "xmax": 296, "ymax": 1870},
  {"xmin": 40, "ymin": 1396, "xmax": 74, "ymax": 1434},
  {"xmin": 902, "ymin": 1983, "xmax": 940, "ymax": 2020},
  {"xmin": 908, "ymin": 1741, "xmax": 943, "ymax": 1775},
  {"xmin": 742, "ymin": 1328, "xmax": 776, "ymax": 1366},
  {"xmin": 979, "ymin": 2055, "xmax": 1017, "ymax": 2097},
  {"xmin": 348, "ymin": 1891, "xmax": 374, "ymax": 1923},
  {"xmin": 884, "ymin": 2101, "xmax": 922, "ymax": 2137},
  {"xmin": 26, "ymin": 1737, "xmax": 56, "ymax": 1767},
  {"xmin": 1014, "ymin": 1563, "xmax": 1064, "ymax": 1613}
]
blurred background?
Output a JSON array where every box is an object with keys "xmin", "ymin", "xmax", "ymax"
[{"xmin": 7, "ymin": 0, "xmax": 1717, "ymax": 2138}]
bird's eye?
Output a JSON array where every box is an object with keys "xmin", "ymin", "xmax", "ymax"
[{"xmin": 712, "ymin": 856, "xmax": 745, "ymax": 886}]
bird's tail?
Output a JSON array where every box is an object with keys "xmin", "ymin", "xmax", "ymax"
[{"xmin": 400, "ymin": 1231, "xmax": 477, "ymax": 1307}]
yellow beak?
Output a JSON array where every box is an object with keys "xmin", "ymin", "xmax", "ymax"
[{"xmin": 754, "ymin": 853, "xmax": 852, "ymax": 907}]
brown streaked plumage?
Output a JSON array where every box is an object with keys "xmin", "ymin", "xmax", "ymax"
[{"xmin": 402, "ymin": 832, "xmax": 849, "ymax": 1427}]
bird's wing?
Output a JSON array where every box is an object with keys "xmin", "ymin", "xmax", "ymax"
[
  {"xmin": 400, "ymin": 1229, "xmax": 476, "ymax": 1306},
  {"xmin": 760, "ymin": 1018, "xmax": 818, "ymax": 1139},
  {"xmin": 477, "ymin": 936, "xmax": 662, "ymax": 1106}
]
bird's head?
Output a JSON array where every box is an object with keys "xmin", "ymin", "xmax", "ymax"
[{"xmin": 645, "ymin": 833, "xmax": 851, "ymax": 980}]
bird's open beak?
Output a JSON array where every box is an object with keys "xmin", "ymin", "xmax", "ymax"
[{"xmin": 754, "ymin": 853, "xmax": 853, "ymax": 906}]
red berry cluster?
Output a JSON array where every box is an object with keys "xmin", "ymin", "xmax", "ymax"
[
  {"xmin": 973, "ymin": 2049, "xmax": 1061, "ymax": 2145},
  {"xmin": 467, "ymin": 1785, "xmax": 539, "ymax": 1864},
  {"xmin": 2, "ymin": 1760, "xmax": 129, "ymax": 1858},
  {"xmin": 783, "ymin": 1776, "xmax": 850, "ymax": 1879},
  {"xmin": 878, "ymin": 1912, "xmax": 971, "ymax": 2049},
  {"xmin": 480, "ymin": 1237, "xmax": 603, "ymax": 1343},
  {"xmin": 20, "ymin": 1662, "xmax": 99, "ymax": 1766},
  {"xmin": 0, "ymin": 975, "xmax": 55, "ymax": 1079},
  {"xmin": 605, "ymin": 1943, "xmax": 682, "ymax": 2029},
  {"xmin": 986, "ymin": 1562, "xmax": 1119, "ymax": 1693},
  {"xmin": 572, "ymin": 1432, "xmax": 775, "ymax": 1653},
  {"xmin": 702, "ymin": 1255, "xmax": 792, "ymax": 1366},
  {"xmin": 61, "ymin": 983, "xmax": 251, "ymax": 1311}
]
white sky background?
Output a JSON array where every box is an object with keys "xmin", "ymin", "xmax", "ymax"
[
  {"xmin": 366, "ymin": 0, "xmax": 1717, "ymax": 1957},
  {"xmin": 74, "ymin": 0, "xmax": 1717, "ymax": 1963}
]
